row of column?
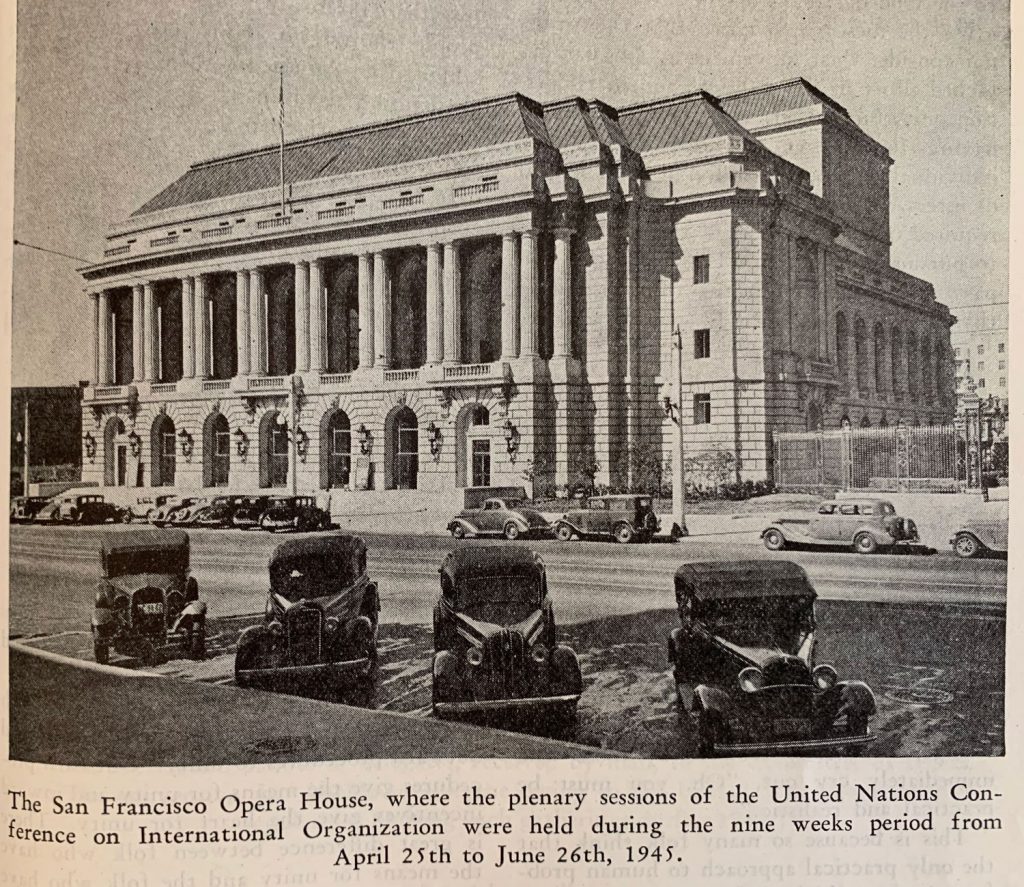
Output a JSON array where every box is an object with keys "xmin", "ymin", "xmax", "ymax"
[
  {"xmin": 90, "ymin": 226, "xmax": 575, "ymax": 386},
  {"xmin": 842, "ymin": 327, "xmax": 943, "ymax": 402}
]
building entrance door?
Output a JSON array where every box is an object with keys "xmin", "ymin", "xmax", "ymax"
[
  {"xmin": 116, "ymin": 445, "xmax": 127, "ymax": 487},
  {"xmin": 470, "ymin": 439, "xmax": 491, "ymax": 487},
  {"xmin": 393, "ymin": 410, "xmax": 418, "ymax": 490}
]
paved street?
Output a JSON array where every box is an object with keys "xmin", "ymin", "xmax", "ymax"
[{"xmin": 9, "ymin": 523, "xmax": 1006, "ymax": 759}]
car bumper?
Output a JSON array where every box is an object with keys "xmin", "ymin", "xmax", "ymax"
[
  {"xmin": 711, "ymin": 731, "xmax": 876, "ymax": 756},
  {"xmin": 236, "ymin": 658, "xmax": 371, "ymax": 681},
  {"xmin": 434, "ymin": 692, "xmax": 580, "ymax": 717}
]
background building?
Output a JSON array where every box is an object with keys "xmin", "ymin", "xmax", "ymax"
[
  {"xmin": 952, "ymin": 302, "xmax": 1008, "ymax": 405},
  {"xmin": 78, "ymin": 77, "xmax": 954, "ymax": 501}
]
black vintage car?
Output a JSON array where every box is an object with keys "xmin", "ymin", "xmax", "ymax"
[
  {"xmin": 10, "ymin": 496, "xmax": 52, "ymax": 523},
  {"xmin": 193, "ymin": 495, "xmax": 248, "ymax": 529},
  {"xmin": 59, "ymin": 494, "xmax": 125, "ymax": 525},
  {"xmin": 231, "ymin": 496, "xmax": 272, "ymax": 530},
  {"xmin": 432, "ymin": 546, "xmax": 582, "ymax": 722},
  {"xmin": 91, "ymin": 530, "xmax": 207, "ymax": 664},
  {"xmin": 554, "ymin": 494, "xmax": 660, "ymax": 543},
  {"xmin": 234, "ymin": 534, "xmax": 379, "ymax": 691},
  {"xmin": 668, "ymin": 561, "xmax": 876, "ymax": 757},
  {"xmin": 259, "ymin": 495, "xmax": 331, "ymax": 532}
]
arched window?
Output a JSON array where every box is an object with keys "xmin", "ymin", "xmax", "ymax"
[
  {"xmin": 873, "ymin": 322, "xmax": 886, "ymax": 394},
  {"xmin": 860, "ymin": 415, "xmax": 872, "ymax": 428},
  {"xmin": 806, "ymin": 402, "xmax": 823, "ymax": 432},
  {"xmin": 906, "ymin": 332, "xmax": 919, "ymax": 398},
  {"xmin": 320, "ymin": 409, "xmax": 352, "ymax": 490},
  {"xmin": 890, "ymin": 326, "xmax": 903, "ymax": 397},
  {"xmin": 835, "ymin": 312, "xmax": 849, "ymax": 384},
  {"xmin": 854, "ymin": 317, "xmax": 868, "ymax": 392},
  {"xmin": 921, "ymin": 334, "xmax": 933, "ymax": 398},
  {"xmin": 150, "ymin": 414, "xmax": 175, "ymax": 487},
  {"xmin": 385, "ymin": 406, "xmax": 419, "ymax": 490},
  {"xmin": 203, "ymin": 412, "xmax": 230, "ymax": 487}
]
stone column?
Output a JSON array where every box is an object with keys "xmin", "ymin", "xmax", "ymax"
[
  {"xmin": 519, "ymin": 229, "xmax": 539, "ymax": 358},
  {"xmin": 294, "ymin": 261, "xmax": 310, "ymax": 372},
  {"xmin": 193, "ymin": 274, "xmax": 208, "ymax": 379},
  {"xmin": 131, "ymin": 284, "xmax": 145, "ymax": 382},
  {"xmin": 249, "ymin": 268, "xmax": 267, "ymax": 375},
  {"xmin": 425, "ymin": 243, "xmax": 443, "ymax": 365},
  {"xmin": 181, "ymin": 277, "xmax": 195, "ymax": 380},
  {"xmin": 90, "ymin": 293, "xmax": 101, "ymax": 385},
  {"xmin": 552, "ymin": 228, "xmax": 573, "ymax": 358},
  {"xmin": 501, "ymin": 231, "xmax": 520, "ymax": 360},
  {"xmin": 235, "ymin": 270, "xmax": 251, "ymax": 376},
  {"xmin": 442, "ymin": 241, "xmax": 461, "ymax": 365},
  {"xmin": 143, "ymin": 283, "xmax": 157, "ymax": 381},
  {"xmin": 357, "ymin": 253, "xmax": 374, "ymax": 369},
  {"xmin": 373, "ymin": 252, "xmax": 391, "ymax": 369},
  {"xmin": 309, "ymin": 258, "xmax": 324, "ymax": 372}
]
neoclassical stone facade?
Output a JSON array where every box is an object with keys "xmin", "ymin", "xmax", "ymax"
[{"xmin": 80, "ymin": 78, "xmax": 954, "ymax": 498}]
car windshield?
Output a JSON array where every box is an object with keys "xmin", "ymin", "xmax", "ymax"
[
  {"xmin": 878, "ymin": 503, "xmax": 895, "ymax": 515},
  {"xmin": 272, "ymin": 557, "xmax": 355, "ymax": 600},
  {"xmin": 504, "ymin": 499, "xmax": 525, "ymax": 508},
  {"xmin": 458, "ymin": 575, "xmax": 539, "ymax": 608},
  {"xmin": 702, "ymin": 597, "xmax": 813, "ymax": 654}
]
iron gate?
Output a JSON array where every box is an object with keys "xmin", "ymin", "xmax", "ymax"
[{"xmin": 774, "ymin": 422, "xmax": 982, "ymax": 493}]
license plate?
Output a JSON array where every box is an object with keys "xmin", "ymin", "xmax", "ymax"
[
  {"xmin": 772, "ymin": 718, "xmax": 811, "ymax": 737},
  {"xmin": 141, "ymin": 603, "xmax": 163, "ymax": 615}
]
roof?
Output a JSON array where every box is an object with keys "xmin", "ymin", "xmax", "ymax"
[
  {"xmin": 674, "ymin": 560, "xmax": 814, "ymax": 602},
  {"xmin": 720, "ymin": 78, "xmax": 851, "ymax": 123},
  {"xmin": 269, "ymin": 533, "xmax": 365, "ymax": 568},
  {"xmin": 100, "ymin": 529, "xmax": 189, "ymax": 559},
  {"xmin": 617, "ymin": 91, "xmax": 753, "ymax": 152},
  {"xmin": 441, "ymin": 545, "xmax": 543, "ymax": 582},
  {"xmin": 134, "ymin": 93, "xmax": 551, "ymax": 216}
]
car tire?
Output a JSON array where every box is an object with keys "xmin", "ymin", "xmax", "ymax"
[
  {"xmin": 555, "ymin": 523, "xmax": 574, "ymax": 542},
  {"xmin": 121, "ymin": 510, "xmax": 133, "ymax": 524},
  {"xmin": 190, "ymin": 624, "xmax": 206, "ymax": 661},
  {"xmin": 845, "ymin": 712, "xmax": 869, "ymax": 757},
  {"xmin": 450, "ymin": 523, "xmax": 466, "ymax": 540},
  {"xmin": 234, "ymin": 632, "xmax": 263, "ymax": 688},
  {"xmin": 762, "ymin": 529, "xmax": 786, "ymax": 551},
  {"xmin": 954, "ymin": 532, "xmax": 981, "ymax": 559},
  {"xmin": 613, "ymin": 523, "xmax": 634, "ymax": 544},
  {"xmin": 694, "ymin": 706, "xmax": 717, "ymax": 758},
  {"xmin": 853, "ymin": 532, "xmax": 878, "ymax": 555},
  {"xmin": 503, "ymin": 522, "xmax": 521, "ymax": 541}
]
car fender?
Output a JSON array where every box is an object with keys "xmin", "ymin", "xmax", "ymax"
[
  {"xmin": 236, "ymin": 624, "xmax": 265, "ymax": 651},
  {"xmin": 853, "ymin": 524, "xmax": 894, "ymax": 545},
  {"xmin": 837, "ymin": 680, "xmax": 877, "ymax": 718},
  {"xmin": 433, "ymin": 650, "xmax": 458, "ymax": 680},
  {"xmin": 694, "ymin": 684, "xmax": 735, "ymax": 719},
  {"xmin": 557, "ymin": 517, "xmax": 585, "ymax": 535},
  {"xmin": 760, "ymin": 522, "xmax": 786, "ymax": 538},
  {"xmin": 449, "ymin": 517, "xmax": 478, "ymax": 536},
  {"xmin": 171, "ymin": 600, "xmax": 207, "ymax": 633}
]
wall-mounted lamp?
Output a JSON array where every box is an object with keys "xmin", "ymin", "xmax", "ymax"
[
  {"xmin": 357, "ymin": 423, "xmax": 372, "ymax": 456},
  {"xmin": 127, "ymin": 430, "xmax": 142, "ymax": 458},
  {"xmin": 295, "ymin": 427, "xmax": 309, "ymax": 461},
  {"xmin": 503, "ymin": 418, "xmax": 520, "ymax": 460},
  {"xmin": 234, "ymin": 427, "xmax": 249, "ymax": 459},
  {"xmin": 178, "ymin": 428, "xmax": 194, "ymax": 461},
  {"xmin": 427, "ymin": 421, "xmax": 442, "ymax": 459},
  {"xmin": 83, "ymin": 432, "xmax": 96, "ymax": 462}
]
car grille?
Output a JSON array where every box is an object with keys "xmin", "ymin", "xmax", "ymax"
[
  {"xmin": 286, "ymin": 606, "xmax": 322, "ymax": 666},
  {"xmin": 131, "ymin": 587, "xmax": 166, "ymax": 635},
  {"xmin": 482, "ymin": 629, "xmax": 528, "ymax": 699}
]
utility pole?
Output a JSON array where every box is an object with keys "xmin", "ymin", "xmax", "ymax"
[
  {"xmin": 22, "ymin": 399, "xmax": 30, "ymax": 497},
  {"xmin": 288, "ymin": 375, "xmax": 298, "ymax": 496},
  {"xmin": 671, "ymin": 325, "xmax": 688, "ymax": 538},
  {"xmin": 278, "ymin": 65, "xmax": 286, "ymax": 218}
]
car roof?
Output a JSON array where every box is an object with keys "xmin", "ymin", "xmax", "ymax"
[
  {"xmin": 269, "ymin": 533, "xmax": 365, "ymax": 567},
  {"xmin": 831, "ymin": 498, "xmax": 892, "ymax": 507},
  {"xmin": 441, "ymin": 545, "xmax": 544, "ymax": 582},
  {"xmin": 100, "ymin": 528, "xmax": 189, "ymax": 559},
  {"xmin": 675, "ymin": 560, "xmax": 814, "ymax": 601}
]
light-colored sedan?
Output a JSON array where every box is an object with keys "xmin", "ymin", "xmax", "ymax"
[
  {"xmin": 761, "ymin": 498, "xmax": 919, "ymax": 555},
  {"xmin": 950, "ymin": 520, "xmax": 1008, "ymax": 558}
]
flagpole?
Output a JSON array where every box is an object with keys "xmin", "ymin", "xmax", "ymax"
[{"xmin": 278, "ymin": 65, "xmax": 286, "ymax": 217}]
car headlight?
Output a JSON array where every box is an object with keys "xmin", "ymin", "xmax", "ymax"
[
  {"xmin": 267, "ymin": 620, "xmax": 284, "ymax": 636},
  {"xmin": 531, "ymin": 644, "xmax": 549, "ymax": 663},
  {"xmin": 466, "ymin": 647, "xmax": 484, "ymax": 667},
  {"xmin": 325, "ymin": 616, "xmax": 340, "ymax": 635},
  {"xmin": 813, "ymin": 664, "xmax": 838, "ymax": 690},
  {"xmin": 738, "ymin": 667, "xmax": 765, "ymax": 693}
]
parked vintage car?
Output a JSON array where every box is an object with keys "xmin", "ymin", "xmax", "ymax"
[
  {"xmin": 33, "ymin": 497, "xmax": 65, "ymax": 523},
  {"xmin": 432, "ymin": 546, "xmax": 582, "ymax": 721},
  {"xmin": 669, "ymin": 560, "xmax": 877, "ymax": 756},
  {"xmin": 59, "ymin": 494, "xmax": 124, "ymax": 524},
  {"xmin": 761, "ymin": 498, "xmax": 918, "ymax": 554},
  {"xmin": 259, "ymin": 496, "xmax": 331, "ymax": 532},
  {"xmin": 234, "ymin": 534, "xmax": 379, "ymax": 690},
  {"xmin": 149, "ymin": 496, "xmax": 197, "ymax": 527},
  {"xmin": 10, "ymin": 496, "xmax": 52, "ymax": 523},
  {"xmin": 169, "ymin": 497, "xmax": 215, "ymax": 525},
  {"xmin": 231, "ymin": 496, "xmax": 272, "ymax": 530},
  {"xmin": 123, "ymin": 494, "xmax": 175, "ymax": 523},
  {"xmin": 447, "ymin": 486, "xmax": 551, "ymax": 540},
  {"xmin": 91, "ymin": 529, "xmax": 206, "ymax": 664},
  {"xmin": 193, "ymin": 495, "xmax": 249, "ymax": 529},
  {"xmin": 554, "ymin": 494, "xmax": 660, "ymax": 543},
  {"xmin": 950, "ymin": 520, "xmax": 1008, "ymax": 558}
]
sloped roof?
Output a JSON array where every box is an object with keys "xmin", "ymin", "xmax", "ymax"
[
  {"xmin": 720, "ymin": 77, "xmax": 851, "ymax": 123},
  {"xmin": 541, "ymin": 98, "xmax": 599, "ymax": 147},
  {"xmin": 133, "ymin": 93, "xmax": 551, "ymax": 216},
  {"xmin": 617, "ymin": 91, "xmax": 752, "ymax": 151}
]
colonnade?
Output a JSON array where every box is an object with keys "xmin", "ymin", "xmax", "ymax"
[{"xmin": 89, "ymin": 227, "xmax": 573, "ymax": 386}]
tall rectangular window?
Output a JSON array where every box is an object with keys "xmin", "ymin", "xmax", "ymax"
[
  {"xmin": 978, "ymin": 344, "xmax": 985, "ymax": 355},
  {"xmin": 693, "ymin": 255, "xmax": 710, "ymax": 285},
  {"xmin": 693, "ymin": 329, "xmax": 711, "ymax": 359},
  {"xmin": 998, "ymin": 343, "xmax": 1005, "ymax": 353},
  {"xmin": 978, "ymin": 378, "xmax": 986, "ymax": 389},
  {"xmin": 693, "ymin": 393, "xmax": 711, "ymax": 425}
]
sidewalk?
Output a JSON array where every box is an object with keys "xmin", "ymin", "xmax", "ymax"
[{"xmin": 10, "ymin": 645, "xmax": 616, "ymax": 765}]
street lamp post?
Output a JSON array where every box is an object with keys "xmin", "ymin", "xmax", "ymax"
[
  {"xmin": 17, "ymin": 400, "xmax": 30, "ymax": 497},
  {"xmin": 670, "ymin": 325, "xmax": 688, "ymax": 538}
]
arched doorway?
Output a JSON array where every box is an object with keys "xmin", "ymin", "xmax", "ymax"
[
  {"xmin": 150, "ymin": 414, "xmax": 176, "ymax": 487},
  {"xmin": 104, "ymin": 417, "xmax": 126, "ymax": 487},
  {"xmin": 320, "ymin": 409, "xmax": 352, "ymax": 490},
  {"xmin": 259, "ymin": 410, "xmax": 288, "ymax": 488},
  {"xmin": 385, "ymin": 406, "xmax": 418, "ymax": 490},
  {"xmin": 203, "ymin": 412, "xmax": 230, "ymax": 487}
]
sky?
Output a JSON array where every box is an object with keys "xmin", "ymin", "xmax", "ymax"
[{"xmin": 9, "ymin": 0, "xmax": 1010, "ymax": 386}]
